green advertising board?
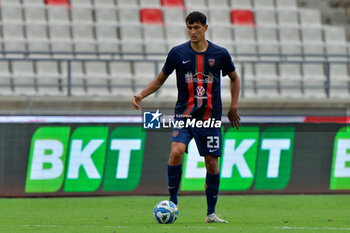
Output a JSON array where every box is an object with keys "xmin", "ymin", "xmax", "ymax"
[
  {"xmin": 220, "ymin": 126, "xmax": 260, "ymax": 191},
  {"xmin": 254, "ymin": 127, "xmax": 295, "ymax": 190},
  {"xmin": 25, "ymin": 126, "xmax": 145, "ymax": 193},
  {"xmin": 25, "ymin": 127, "xmax": 71, "ymax": 193},
  {"xmin": 18, "ymin": 123, "xmax": 350, "ymax": 196},
  {"xmin": 330, "ymin": 126, "xmax": 350, "ymax": 190},
  {"xmin": 103, "ymin": 127, "xmax": 145, "ymax": 191},
  {"xmin": 64, "ymin": 126, "xmax": 109, "ymax": 192},
  {"xmin": 180, "ymin": 126, "xmax": 295, "ymax": 192}
]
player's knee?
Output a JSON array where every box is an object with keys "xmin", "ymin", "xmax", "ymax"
[
  {"xmin": 205, "ymin": 156, "xmax": 219, "ymax": 174},
  {"xmin": 169, "ymin": 145, "xmax": 185, "ymax": 165},
  {"xmin": 171, "ymin": 147, "xmax": 184, "ymax": 159}
]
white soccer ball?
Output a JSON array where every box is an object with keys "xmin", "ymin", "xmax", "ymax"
[{"xmin": 153, "ymin": 200, "xmax": 178, "ymax": 224}]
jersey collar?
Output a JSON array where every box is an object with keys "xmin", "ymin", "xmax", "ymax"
[{"xmin": 188, "ymin": 40, "xmax": 212, "ymax": 54}]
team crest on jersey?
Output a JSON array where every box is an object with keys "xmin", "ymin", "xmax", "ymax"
[{"xmin": 209, "ymin": 58, "xmax": 215, "ymax": 67}]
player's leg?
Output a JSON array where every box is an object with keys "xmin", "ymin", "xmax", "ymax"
[
  {"xmin": 204, "ymin": 155, "xmax": 220, "ymax": 215},
  {"xmin": 193, "ymin": 127, "xmax": 227, "ymax": 223},
  {"xmin": 204, "ymin": 156, "xmax": 227, "ymax": 223},
  {"xmin": 168, "ymin": 142, "xmax": 186, "ymax": 166},
  {"xmin": 168, "ymin": 128, "xmax": 192, "ymax": 205},
  {"xmin": 168, "ymin": 142, "xmax": 186, "ymax": 205}
]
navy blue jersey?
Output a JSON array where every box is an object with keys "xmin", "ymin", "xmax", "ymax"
[{"xmin": 162, "ymin": 41, "xmax": 235, "ymax": 120}]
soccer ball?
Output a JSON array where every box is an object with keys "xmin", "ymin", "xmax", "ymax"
[{"xmin": 153, "ymin": 200, "xmax": 178, "ymax": 224}]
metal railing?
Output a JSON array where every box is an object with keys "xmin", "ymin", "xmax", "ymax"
[{"xmin": 0, "ymin": 51, "xmax": 349, "ymax": 98}]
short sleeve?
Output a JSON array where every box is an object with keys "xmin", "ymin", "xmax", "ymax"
[
  {"xmin": 221, "ymin": 49, "xmax": 236, "ymax": 76},
  {"xmin": 162, "ymin": 48, "xmax": 177, "ymax": 76}
]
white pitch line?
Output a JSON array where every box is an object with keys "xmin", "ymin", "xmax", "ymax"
[
  {"xmin": 275, "ymin": 226, "xmax": 350, "ymax": 231},
  {"xmin": 0, "ymin": 224, "xmax": 216, "ymax": 230},
  {"xmin": 161, "ymin": 226, "xmax": 216, "ymax": 229},
  {"xmin": 5, "ymin": 224, "xmax": 349, "ymax": 231},
  {"xmin": 0, "ymin": 224, "xmax": 129, "ymax": 229}
]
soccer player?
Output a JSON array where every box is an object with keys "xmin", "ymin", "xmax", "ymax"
[{"xmin": 132, "ymin": 11, "xmax": 240, "ymax": 223}]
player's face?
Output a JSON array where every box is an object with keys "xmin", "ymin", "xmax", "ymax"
[{"xmin": 186, "ymin": 22, "xmax": 208, "ymax": 43}]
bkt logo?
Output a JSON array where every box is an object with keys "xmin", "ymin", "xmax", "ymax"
[
  {"xmin": 330, "ymin": 126, "xmax": 350, "ymax": 190},
  {"xmin": 25, "ymin": 126, "xmax": 145, "ymax": 193},
  {"xmin": 143, "ymin": 109, "xmax": 162, "ymax": 129},
  {"xmin": 180, "ymin": 126, "xmax": 296, "ymax": 191}
]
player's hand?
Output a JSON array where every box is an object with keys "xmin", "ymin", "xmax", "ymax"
[
  {"xmin": 227, "ymin": 107, "xmax": 241, "ymax": 130},
  {"xmin": 132, "ymin": 95, "xmax": 143, "ymax": 110}
]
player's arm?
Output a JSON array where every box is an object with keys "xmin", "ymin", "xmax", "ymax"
[
  {"xmin": 227, "ymin": 70, "xmax": 241, "ymax": 130},
  {"xmin": 132, "ymin": 70, "xmax": 168, "ymax": 110}
]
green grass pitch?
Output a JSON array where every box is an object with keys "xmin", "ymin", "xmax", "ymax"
[{"xmin": 0, "ymin": 195, "xmax": 349, "ymax": 233}]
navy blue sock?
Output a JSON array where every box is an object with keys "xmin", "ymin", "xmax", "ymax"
[
  {"xmin": 167, "ymin": 164, "xmax": 182, "ymax": 205},
  {"xmin": 205, "ymin": 172, "xmax": 220, "ymax": 215}
]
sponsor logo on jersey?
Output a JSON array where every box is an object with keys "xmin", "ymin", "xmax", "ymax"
[
  {"xmin": 195, "ymin": 86, "xmax": 207, "ymax": 100},
  {"xmin": 185, "ymin": 72, "xmax": 214, "ymax": 84}
]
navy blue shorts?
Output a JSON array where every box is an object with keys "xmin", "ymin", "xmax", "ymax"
[{"xmin": 171, "ymin": 126, "xmax": 222, "ymax": 157}]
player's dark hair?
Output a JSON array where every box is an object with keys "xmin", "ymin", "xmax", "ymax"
[{"xmin": 185, "ymin": 11, "xmax": 207, "ymax": 25}]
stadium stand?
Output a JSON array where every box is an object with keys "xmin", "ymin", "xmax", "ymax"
[
  {"xmin": 0, "ymin": 0, "xmax": 348, "ymax": 102},
  {"xmin": 45, "ymin": 0, "xmax": 70, "ymax": 7},
  {"xmin": 230, "ymin": 0, "xmax": 253, "ymax": 9},
  {"xmin": 230, "ymin": 9, "xmax": 255, "ymax": 26},
  {"xmin": 161, "ymin": 0, "xmax": 184, "ymax": 8},
  {"xmin": 36, "ymin": 61, "xmax": 63, "ymax": 95},
  {"xmin": 140, "ymin": 8, "xmax": 164, "ymax": 24}
]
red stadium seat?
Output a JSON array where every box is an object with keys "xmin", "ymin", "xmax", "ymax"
[
  {"xmin": 231, "ymin": 9, "xmax": 255, "ymax": 26},
  {"xmin": 161, "ymin": 0, "xmax": 184, "ymax": 8},
  {"xmin": 140, "ymin": 8, "xmax": 164, "ymax": 25},
  {"xmin": 45, "ymin": 0, "xmax": 70, "ymax": 8}
]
